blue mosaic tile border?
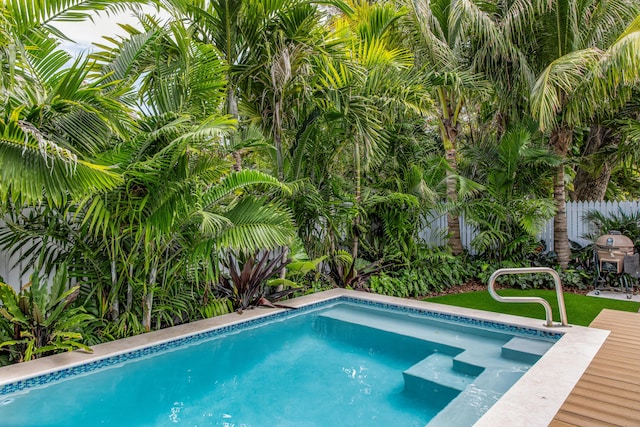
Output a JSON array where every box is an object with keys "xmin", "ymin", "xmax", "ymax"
[{"xmin": 0, "ymin": 295, "xmax": 562, "ymax": 397}]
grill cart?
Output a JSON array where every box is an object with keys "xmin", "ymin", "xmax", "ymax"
[{"xmin": 593, "ymin": 231, "xmax": 638, "ymax": 298}]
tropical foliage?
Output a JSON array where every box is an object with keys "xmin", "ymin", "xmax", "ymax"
[
  {"xmin": 0, "ymin": 268, "xmax": 93, "ymax": 364},
  {"xmin": 0, "ymin": 0, "xmax": 639, "ymax": 365}
]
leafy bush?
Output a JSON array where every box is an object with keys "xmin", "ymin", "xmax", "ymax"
[
  {"xmin": 582, "ymin": 209, "xmax": 640, "ymax": 247},
  {"xmin": 0, "ymin": 269, "xmax": 94, "ymax": 363},
  {"xmin": 367, "ymin": 249, "xmax": 479, "ymax": 298},
  {"xmin": 476, "ymin": 260, "xmax": 592, "ymax": 290},
  {"xmin": 367, "ymin": 274, "xmax": 410, "ymax": 298}
]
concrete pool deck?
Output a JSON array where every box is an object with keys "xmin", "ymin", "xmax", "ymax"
[{"xmin": 0, "ymin": 289, "xmax": 610, "ymax": 426}]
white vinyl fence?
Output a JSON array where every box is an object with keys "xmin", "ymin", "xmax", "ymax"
[
  {"xmin": 0, "ymin": 218, "xmax": 38, "ymax": 292},
  {"xmin": 2, "ymin": 201, "xmax": 640, "ymax": 291},
  {"xmin": 419, "ymin": 200, "xmax": 640, "ymax": 252}
]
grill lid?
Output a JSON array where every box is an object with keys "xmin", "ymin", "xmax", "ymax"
[{"xmin": 596, "ymin": 231, "xmax": 634, "ymax": 251}]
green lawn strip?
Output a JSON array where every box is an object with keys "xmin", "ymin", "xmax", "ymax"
[{"xmin": 425, "ymin": 289, "xmax": 640, "ymax": 327}]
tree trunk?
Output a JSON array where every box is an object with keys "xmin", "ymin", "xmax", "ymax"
[
  {"xmin": 438, "ymin": 88, "xmax": 463, "ymax": 255},
  {"xmin": 126, "ymin": 265, "xmax": 133, "ymax": 311},
  {"xmin": 275, "ymin": 246, "xmax": 289, "ymax": 293},
  {"xmin": 227, "ymin": 85, "xmax": 238, "ymax": 118},
  {"xmin": 110, "ymin": 260, "xmax": 119, "ymax": 321},
  {"xmin": 550, "ymin": 127, "xmax": 573, "ymax": 269},
  {"xmin": 271, "ymin": 45, "xmax": 291, "ymax": 182},
  {"xmin": 142, "ymin": 263, "xmax": 157, "ymax": 332},
  {"xmin": 231, "ymin": 151, "xmax": 242, "ymax": 171},
  {"xmin": 273, "ymin": 105, "xmax": 284, "ymax": 181},
  {"xmin": 228, "ymin": 84, "xmax": 242, "ymax": 172},
  {"xmin": 445, "ymin": 147, "xmax": 463, "ymax": 255},
  {"xmin": 571, "ymin": 125, "xmax": 618, "ymax": 201},
  {"xmin": 352, "ymin": 142, "xmax": 361, "ymax": 261}
]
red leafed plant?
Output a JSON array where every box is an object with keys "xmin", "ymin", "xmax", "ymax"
[{"xmin": 217, "ymin": 247, "xmax": 299, "ymax": 311}]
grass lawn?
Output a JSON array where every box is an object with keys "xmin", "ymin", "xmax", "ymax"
[{"xmin": 425, "ymin": 289, "xmax": 640, "ymax": 327}]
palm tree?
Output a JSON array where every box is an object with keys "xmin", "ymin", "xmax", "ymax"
[
  {"xmin": 314, "ymin": 0, "xmax": 431, "ymax": 263},
  {"xmin": 0, "ymin": 1, "xmax": 146, "ymax": 207},
  {"xmin": 160, "ymin": 0, "xmax": 329, "ymax": 181},
  {"xmin": 405, "ymin": 0, "xmax": 491, "ymax": 254},
  {"xmin": 89, "ymin": 18, "xmax": 297, "ymax": 331},
  {"xmin": 529, "ymin": 6, "xmax": 640, "ymax": 267},
  {"xmin": 459, "ymin": 0, "xmax": 640, "ymax": 267}
]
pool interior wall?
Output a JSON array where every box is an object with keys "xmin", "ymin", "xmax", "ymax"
[{"xmin": 0, "ymin": 289, "xmax": 609, "ymax": 426}]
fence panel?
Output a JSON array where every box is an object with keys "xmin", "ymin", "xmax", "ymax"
[
  {"xmin": 0, "ymin": 219, "xmax": 34, "ymax": 292},
  {"xmin": 418, "ymin": 212, "xmax": 448, "ymax": 247},
  {"xmin": 421, "ymin": 200, "xmax": 640, "ymax": 252}
]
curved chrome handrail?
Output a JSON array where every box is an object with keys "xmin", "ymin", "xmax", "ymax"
[{"xmin": 488, "ymin": 267, "xmax": 569, "ymax": 327}]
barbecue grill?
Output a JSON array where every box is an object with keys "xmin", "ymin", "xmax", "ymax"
[{"xmin": 593, "ymin": 231, "xmax": 638, "ymax": 298}]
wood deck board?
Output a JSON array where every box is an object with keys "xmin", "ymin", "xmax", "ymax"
[
  {"xmin": 590, "ymin": 349, "xmax": 640, "ymax": 361},
  {"xmin": 556, "ymin": 401, "xmax": 639, "ymax": 424},
  {"xmin": 573, "ymin": 378, "xmax": 640, "ymax": 395},
  {"xmin": 551, "ymin": 309, "xmax": 640, "ymax": 427}
]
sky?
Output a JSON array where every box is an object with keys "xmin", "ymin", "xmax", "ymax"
[{"xmin": 54, "ymin": 6, "xmax": 168, "ymax": 55}]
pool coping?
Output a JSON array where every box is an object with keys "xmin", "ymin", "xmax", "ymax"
[{"xmin": 0, "ymin": 289, "xmax": 609, "ymax": 426}]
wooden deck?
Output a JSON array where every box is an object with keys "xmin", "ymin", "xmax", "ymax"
[{"xmin": 550, "ymin": 309, "xmax": 640, "ymax": 427}]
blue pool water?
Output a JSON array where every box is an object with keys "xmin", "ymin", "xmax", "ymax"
[{"xmin": 0, "ymin": 298, "xmax": 561, "ymax": 426}]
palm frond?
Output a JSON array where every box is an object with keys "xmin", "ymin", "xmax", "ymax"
[
  {"xmin": 0, "ymin": 118, "xmax": 121, "ymax": 205},
  {"xmin": 531, "ymin": 48, "xmax": 601, "ymax": 130},
  {"xmin": 200, "ymin": 170, "xmax": 291, "ymax": 210},
  {"xmin": 207, "ymin": 197, "xmax": 296, "ymax": 253},
  {"xmin": 4, "ymin": 0, "xmax": 145, "ymax": 37}
]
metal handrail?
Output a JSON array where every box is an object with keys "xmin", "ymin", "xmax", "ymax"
[{"xmin": 488, "ymin": 267, "xmax": 569, "ymax": 327}]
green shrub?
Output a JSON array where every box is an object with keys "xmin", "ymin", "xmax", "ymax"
[
  {"xmin": 0, "ymin": 270, "xmax": 94, "ymax": 364},
  {"xmin": 583, "ymin": 209, "xmax": 640, "ymax": 247},
  {"xmin": 368, "ymin": 274, "xmax": 409, "ymax": 298},
  {"xmin": 367, "ymin": 249, "xmax": 480, "ymax": 298},
  {"xmin": 477, "ymin": 260, "xmax": 592, "ymax": 290}
]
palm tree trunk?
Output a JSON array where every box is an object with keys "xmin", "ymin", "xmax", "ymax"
[
  {"xmin": 126, "ymin": 265, "xmax": 133, "ymax": 311},
  {"xmin": 110, "ymin": 260, "xmax": 119, "ymax": 321},
  {"xmin": 227, "ymin": 85, "xmax": 238, "ymax": 118},
  {"xmin": 231, "ymin": 151, "xmax": 242, "ymax": 171},
  {"xmin": 352, "ymin": 142, "xmax": 362, "ymax": 261},
  {"xmin": 143, "ymin": 262, "xmax": 157, "ymax": 332},
  {"xmin": 445, "ymin": 148, "xmax": 463, "ymax": 255},
  {"xmin": 438, "ymin": 88, "xmax": 463, "ymax": 255},
  {"xmin": 273, "ymin": 104, "xmax": 284, "ymax": 181},
  {"xmin": 228, "ymin": 84, "xmax": 242, "ymax": 172},
  {"xmin": 551, "ymin": 127, "xmax": 573, "ymax": 269}
]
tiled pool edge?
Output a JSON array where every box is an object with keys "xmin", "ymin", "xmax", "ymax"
[
  {"xmin": 0, "ymin": 304, "xmax": 288, "ymax": 389},
  {"xmin": 0, "ymin": 289, "xmax": 609, "ymax": 427},
  {"xmin": 0, "ymin": 289, "xmax": 560, "ymax": 393}
]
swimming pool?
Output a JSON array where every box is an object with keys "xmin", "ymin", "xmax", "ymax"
[{"xmin": 0, "ymin": 289, "xmax": 609, "ymax": 426}]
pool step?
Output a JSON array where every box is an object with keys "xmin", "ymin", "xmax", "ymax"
[
  {"xmin": 403, "ymin": 353, "xmax": 474, "ymax": 401},
  {"xmin": 501, "ymin": 337, "xmax": 555, "ymax": 364},
  {"xmin": 314, "ymin": 307, "xmax": 464, "ymax": 356},
  {"xmin": 426, "ymin": 368, "xmax": 527, "ymax": 427},
  {"xmin": 451, "ymin": 352, "xmax": 486, "ymax": 376}
]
